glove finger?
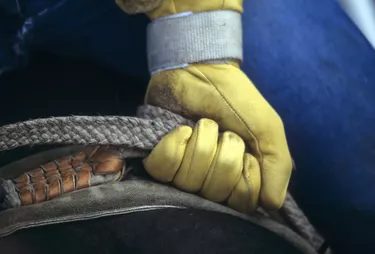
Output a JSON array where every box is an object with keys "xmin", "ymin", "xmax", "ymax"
[
  {"xmin": 173, "ymin": 119, "xmax": 218, "ymax": 192},
  {"xmin": 200, "ymin": 131, "xmax": 245, "ymax": 202},
  {"xmin": 184, "ymin": 64, "xmax": 292, "ymax": 210},
  {"xmin": 143, "ymin": 126, "xmax": 192, "ymax": 183},
  {"xmin": 260, "ymin": 142, "xmax": 292, "ymax": 210},
  {"xmin": 227, "ymin": 153, "xmax": 261, "ymax": 213}
]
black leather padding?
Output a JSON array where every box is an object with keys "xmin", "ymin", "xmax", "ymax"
[
  {"xmin": 0, "ymin": 208, "xmax": 304, "ymax": 254},
  {"xmin": 0, "ymin": 181, "xmax": 5, "ymax": 210}
]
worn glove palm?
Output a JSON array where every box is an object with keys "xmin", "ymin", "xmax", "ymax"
[
  {"xmin": 144, "ymin": 119, "xmax": 261, "ymax": 213},
  {"xmin": 116, "ymin": 0, "xmax": 293, "ymax": 210}
]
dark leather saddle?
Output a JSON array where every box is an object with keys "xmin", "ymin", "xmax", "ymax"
[{"xmin": 0, "ymin": 146, "xmax": 319, "ymax": 254}]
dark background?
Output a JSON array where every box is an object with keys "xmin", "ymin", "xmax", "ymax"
[{"xmin": 0, "ymin": 51, "xmax": 147, "ymax": 167}]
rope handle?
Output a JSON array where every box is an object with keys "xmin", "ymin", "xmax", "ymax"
[
  {"xmin": 0, "ymin": 105, "xmax": 193, "ymax": 153},
  {"xmin": 0, "ymin": 105, "xmax": 327, "ymax": 252}
]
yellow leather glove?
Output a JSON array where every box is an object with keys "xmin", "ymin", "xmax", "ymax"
[
  {"xmin": 116, "ymin": 0, "xmax": 293, "ymax": 210},
  {"xmin": 144, "ymin": 119, "xmax": 261, "ymax": 213}
]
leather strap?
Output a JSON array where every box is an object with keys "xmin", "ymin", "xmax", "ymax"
[
  {"xmin": 11, "ymin": 146, "xmax": 125, "ymax": 208},
  {"xmin": 147, "ymin": 10, "xmax": 243, "ymax": 74}
]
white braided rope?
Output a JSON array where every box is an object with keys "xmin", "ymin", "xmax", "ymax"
[{"xmin": 0, "ymin": 105, "xmax": 193, "ymax": 152}]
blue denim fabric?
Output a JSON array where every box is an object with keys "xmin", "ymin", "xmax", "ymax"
[
  {"xmin": 1, "ymin": 0, "xmax": 375, "ymax": 252},
  {"xmin": 241, "ymin": 1, "xmax": 375, "ymax": 253},
  {"xmin": 0, "ymin": 0, "xmax": 149, "ymax": 80},
  {"xmin": 0, "ymin": 1, "xmax": 24, "ymax": 73}
]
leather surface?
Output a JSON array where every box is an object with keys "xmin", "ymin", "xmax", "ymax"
[
  {"xmin": 0, "ymin": 180, "xmax": 317, "ymax": 254},
  {"xmin": 12, "ymin": 146, "xmax": 125, "ymax": 206}
]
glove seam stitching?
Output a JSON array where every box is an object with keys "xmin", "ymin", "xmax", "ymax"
[
  {"xmin": 172, "ymin": 0, "xmax": 177, "ymax": 13},
  {"xmin": 227, "ymin": 163, "xmax": 245, "ymax": 210},
  {"xmin": 178, "ymin": 125, "xmax": 200, "ymax": 189},
  {"xmin": 199, "ymin": 140, "xmax": 221, "ymax": 200},
  {"xmin": 188, "ymin": 65, "xmax": 264, "ymax": 169}
]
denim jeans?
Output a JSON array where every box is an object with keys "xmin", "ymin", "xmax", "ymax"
[{"xmin": 1, "ymin": 0, "xmax": 375, "ymax": 252}]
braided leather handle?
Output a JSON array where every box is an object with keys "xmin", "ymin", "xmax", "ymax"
[
  {"xmin": 0, "ymin": 106, "xmax": 189, "ymax": 210},
  {"xmin": 14, "ymin": 146, "xmax": 125, "ymax": 206},
  {"xmin": 0, "ymin": 105, "xmax": 326, "ymax": 251},
  {"xmin": 0, "ymin": 146, "xmax": 125, "ymax": 209}
]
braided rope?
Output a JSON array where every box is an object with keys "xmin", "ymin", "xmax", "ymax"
[
  {"xmin": 0, "ymin": 105, "xmax": 325, "ymax": 252},
  {"xmin": 0, "ymin": 106, "xmax": 193, "ymax": 152}
]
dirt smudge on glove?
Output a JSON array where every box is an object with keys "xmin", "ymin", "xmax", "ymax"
[
  {"xmin": 115, "ymin": 0, "xmax": 165, "ymax": 14},
  {"xmin": 145, "ymin": 71, "xmax": 196, "ymax": 120}
]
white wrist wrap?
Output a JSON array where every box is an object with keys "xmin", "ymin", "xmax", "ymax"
[{"xmin": 147, "ymin": 10, "xmax": 243, "ymax": 74}]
